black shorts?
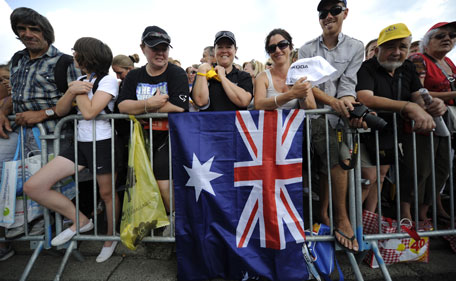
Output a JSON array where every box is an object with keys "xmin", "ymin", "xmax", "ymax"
[
  {"xmin": 148, "ymin": 130, "xmax": 169, "ymax": 181},
  {"xmin": 60, "ymin": 139, "xmax": 113, "ymax": 175}
]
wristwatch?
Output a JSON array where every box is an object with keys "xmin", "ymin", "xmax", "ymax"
[{"xmin": 45, "ymin": 108, "xmax": 55, "ymax": 117}]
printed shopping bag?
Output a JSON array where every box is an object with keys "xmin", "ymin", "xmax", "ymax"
[
  {"xmin": 6, "ymin": 196, "xmax": 43, "ymax": 229},
  {"xmin": 443, "ymin": 235, "xmax": 456, "ymax": 253},
  {"xmin": 120, "ymin": 117, "xmax": 169, "ymax": 250},
  {"xmin": 0, "ymin": 128, "xmax": 42, "ymax": 227},
  {"xmin": 363, "ymin": 209, "xmax": 432, "ymax": 268},
  {"xmin": 304, "ymin": 223, "xmax": 344, "ymax": 281}
]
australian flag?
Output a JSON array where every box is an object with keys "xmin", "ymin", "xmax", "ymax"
[{"xmin": 169, "ymin": 110, "xmax": 309, "ymax": 281}]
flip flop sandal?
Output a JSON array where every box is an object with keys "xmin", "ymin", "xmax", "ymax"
[{"xmin": 334, "ymin": 228, "xmax": 358, "ymax": 253}]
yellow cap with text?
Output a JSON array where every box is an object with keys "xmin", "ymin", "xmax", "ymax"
[{"xmin": 377, "ymin": 23, "xmax": 411, "ymax": 46}]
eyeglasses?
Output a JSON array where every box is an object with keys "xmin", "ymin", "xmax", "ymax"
[
  {"xmin": 190, "ymin": 70, "xmax": 197, "ymax": 75},
  {"xmin": 319, "ymin": 6, "xmax": 346, "ymax": 20},
  {"xmin": 266, "ymin": 40, "xmax": 290, "ymax": 54},
  {"xmin": 433, "ymin": 32, "xmax": 456, "ymax": 40}
]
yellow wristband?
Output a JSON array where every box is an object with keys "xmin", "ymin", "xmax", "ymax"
[{"xmin": 197, "ymin": 72, "xmax": 207, "ymax": 77}]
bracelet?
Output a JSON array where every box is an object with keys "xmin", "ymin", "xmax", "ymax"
[
  {"xmin": 197, "ymin": 72, "xmax": 207, "ymax": 77},
  {"xmin": 144, "ymin": 99, "xmax": 149, "ymax": 113},
  {"xmin": 399, "ymin": 101, "xmax": 410, "ymax": 118},
  {"xmin": 274, "ymin": 95, "xmax": 280, "ymax": 107}
]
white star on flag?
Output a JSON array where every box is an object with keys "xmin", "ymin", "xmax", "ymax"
[{"xmin": 184, "ymin": 153, "xmax": 222, "ymax": 202}]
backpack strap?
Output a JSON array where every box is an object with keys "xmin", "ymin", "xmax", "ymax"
[
  {"xmin": 91, "ymin": 73, "xmax": 111, "ymax": 114},
  {"xmin": 54, "ymin": 54, "xmax": 74, "ymax": 93},
  {"xmin": 10, "ymin": 52, "xmax": 24, "ymax": 69},
  {"xmin": 82, "ymin": 74, "xmax": 111, "ymax": 114}
]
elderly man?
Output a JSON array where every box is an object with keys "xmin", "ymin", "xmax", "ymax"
[
  {"xmin": 0, "ymin": 7, "xmax": 80, "ymax": 261},
  {"xmin": 298, "ymin": 0, "xmax": 364, "ymax": 252},
  {"xmin": 356, "ymin": 23, "xmax": 447, "ymax": 218}
]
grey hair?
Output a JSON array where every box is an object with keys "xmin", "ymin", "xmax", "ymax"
[
  {"xmin": 204, "ymin": 46, "xmax": 214, "ymax": 56},
  {"xmin": 419, "ymin": 29, "xmax": 439, "ymax": 54}
]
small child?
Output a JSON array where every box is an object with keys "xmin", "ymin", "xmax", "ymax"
[{"xmin": 24, "ymin": 37, "xmax": 120, "ymax": 263}]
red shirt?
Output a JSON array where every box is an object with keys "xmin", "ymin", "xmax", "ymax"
[{"xmin": 410, "ymin": 53, "xmax": 456, "ymax": 104}]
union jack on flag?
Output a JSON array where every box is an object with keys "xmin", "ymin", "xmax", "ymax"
[
  {"xmin": 234, "ymin": 110, "xmax": 306, "ymax": 250},
  {"xmin": 170, "ymin": 110, "xmax": 309, "ymax": 281}
]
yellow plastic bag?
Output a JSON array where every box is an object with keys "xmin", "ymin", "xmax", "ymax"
[{"xmin": 120, "ymin": 117, "xmax": 169, "ymax": 250}]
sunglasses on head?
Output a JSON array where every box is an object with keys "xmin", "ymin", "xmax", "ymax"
[
  {"xmin": 433, "ymin": 32, "xmax": 456, "ymax": 40},
  {"xmin": 319, "ymin": 5, "xmax": 346, "ymax": 20},
  {"xmin": 267, "ymin": 40, "xmax": 290, "ymax": 54},
  {"xmin": 141, "ymin": 31, "xmax": 171, "ymax": 42},
  {"xmin": 216, "ymin": 31, "xmax": 235, "ymax": 39}
]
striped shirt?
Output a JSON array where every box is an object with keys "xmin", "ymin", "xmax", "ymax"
[{"xmin": 10, "ymin": 45, "xmax": 81, "ymax": 132}]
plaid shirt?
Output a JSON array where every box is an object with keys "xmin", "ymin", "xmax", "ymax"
[{"xmin": 10, "ymin": 45, "xmax": 81, "ymax": 132}]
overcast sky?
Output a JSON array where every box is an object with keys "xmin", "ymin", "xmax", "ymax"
[{"xmin": 1, "ymin": 0, "xmax": 455, "ymax": 69}]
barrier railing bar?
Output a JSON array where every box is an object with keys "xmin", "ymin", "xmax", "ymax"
[{"xmin": 305, "ymin": 114, "xmax": 313, "ymax": 233}]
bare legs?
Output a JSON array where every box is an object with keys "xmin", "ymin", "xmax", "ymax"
[
  {"xmin": 24, "ymin": 156, "xmax": 91, "ymax": 230},
  {"xmin": 24, "ymin": 156, "xmax": 120, "ymax": 248},
  {"xmin": 97, "ymin": 174, "xmax": 120, "ymax": 247},
  {"xmin": 319, "ymin": 164, "xmax": 359, "ymax": 251},
  {"xmin": 361, "ymin": 165, "xmax": 390, "ymax": 212},
  {"xmin": 158, "ymin": 180, "xmax": 173, "ymax": 213}
]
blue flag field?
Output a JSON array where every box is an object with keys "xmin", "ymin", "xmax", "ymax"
[{"xmin": 169, "ymin": 110, "xmax": 309, "ymax": 281}]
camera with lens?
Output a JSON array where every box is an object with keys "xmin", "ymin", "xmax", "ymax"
[{"xmin": 349, "ymin": 104, "xmax": 387, "ymax": 130}]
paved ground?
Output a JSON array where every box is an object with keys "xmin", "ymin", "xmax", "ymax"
[{"xmin": 1, "ymin": 236, "xmax": 455, "ymax": 281}]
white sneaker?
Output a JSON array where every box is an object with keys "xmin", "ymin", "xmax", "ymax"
[
  {"xmin": 96, "ymin": 241, "xmax": 118, "ymax": 263},
  {"xmin": 51, "ymin": 219, "xmax": 94, "ymax": 246}
]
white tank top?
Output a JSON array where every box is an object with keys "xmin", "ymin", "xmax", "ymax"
[{"xmin": 265, "ymin": 69, "xmax": 298, "ymax": 109}]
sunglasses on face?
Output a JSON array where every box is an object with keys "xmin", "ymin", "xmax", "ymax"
[
  {"xmin": 433, "ymin": 32, "xmax": 456, "ymax": 40},
  {"xmin": 267, "ymin": 40, "xmax": 290, "ymax": 54},
  {"xmin": 190, "ymin": 70, "xmax": 197, "ymax": 75},
  {"xmin": 319, "ymin": 6, "xmax": 346, "ymax": 20}
]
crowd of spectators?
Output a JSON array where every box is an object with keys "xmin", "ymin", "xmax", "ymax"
[{"xmin": 1, "ymin": 0, "xmax": 456, "ymax": 263}]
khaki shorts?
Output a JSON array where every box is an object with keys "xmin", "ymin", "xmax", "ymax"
[{"xmin": 310, "ymin": 117, "xmax": 350, "ymax": 175}]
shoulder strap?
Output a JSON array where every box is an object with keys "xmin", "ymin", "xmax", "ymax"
[
  {"xmin": 91, "ymin": 74, "xmax": 111, "ymax": 114},
  {"xmin": 424, "ymin": 53, "xmax": 456, "ymax": 91},
  {"xmin": 10, "ymin": 52, "xmax": 24, "ymax": 69},
  {"xmin": 54, "ymin": 54, "xmax": 74, "ymax": 93}
]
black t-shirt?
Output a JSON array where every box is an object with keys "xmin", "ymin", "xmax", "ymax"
[
  {"xmin": 356, "ymin": 57, "xmax": 422, "ymax": 132},
  {"xmin": 117, "ymin": 63, "xmax": 189, "ymax": 111},
  {"xmin": 190, "ymin": 66, "xmax": 253, "ymax": 111}
]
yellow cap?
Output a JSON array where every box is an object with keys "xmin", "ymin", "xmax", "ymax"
[{"xmin": 377, "ymin": 23, "xmax": 412, "ymax": 46}]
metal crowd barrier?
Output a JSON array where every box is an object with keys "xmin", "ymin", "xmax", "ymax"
[
  {"xmin": 3, "ymin": 109, "xmax": 456, "ymax": 281},
  {"xmin": 0, "ymin": 118, "xmax": 55, "ymax": 281}
]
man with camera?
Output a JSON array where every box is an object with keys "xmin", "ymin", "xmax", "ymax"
[
  {"xmin": 356, "ymin": 23, "xmax": 447, "ymax": 215},
  {"xmin": 298, "ymin": 0, "xmax": 364, "ymax": 252}
]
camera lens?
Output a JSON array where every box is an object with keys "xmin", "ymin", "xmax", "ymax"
[{"xmin": 364, "ymin": 114, "xmax": 387, "ymax": 130}]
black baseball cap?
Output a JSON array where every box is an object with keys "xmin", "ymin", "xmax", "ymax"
[
  {"xmin": 214, "ymin": 31, "xmax": 236, "ymax": 47},
  {"xmin": 141, "ymin": 26, "xmax": 172, "ymax": 48},
  {"xmin": 317, "ymin": 0, "xmax": 347, "ymax": 11}
]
